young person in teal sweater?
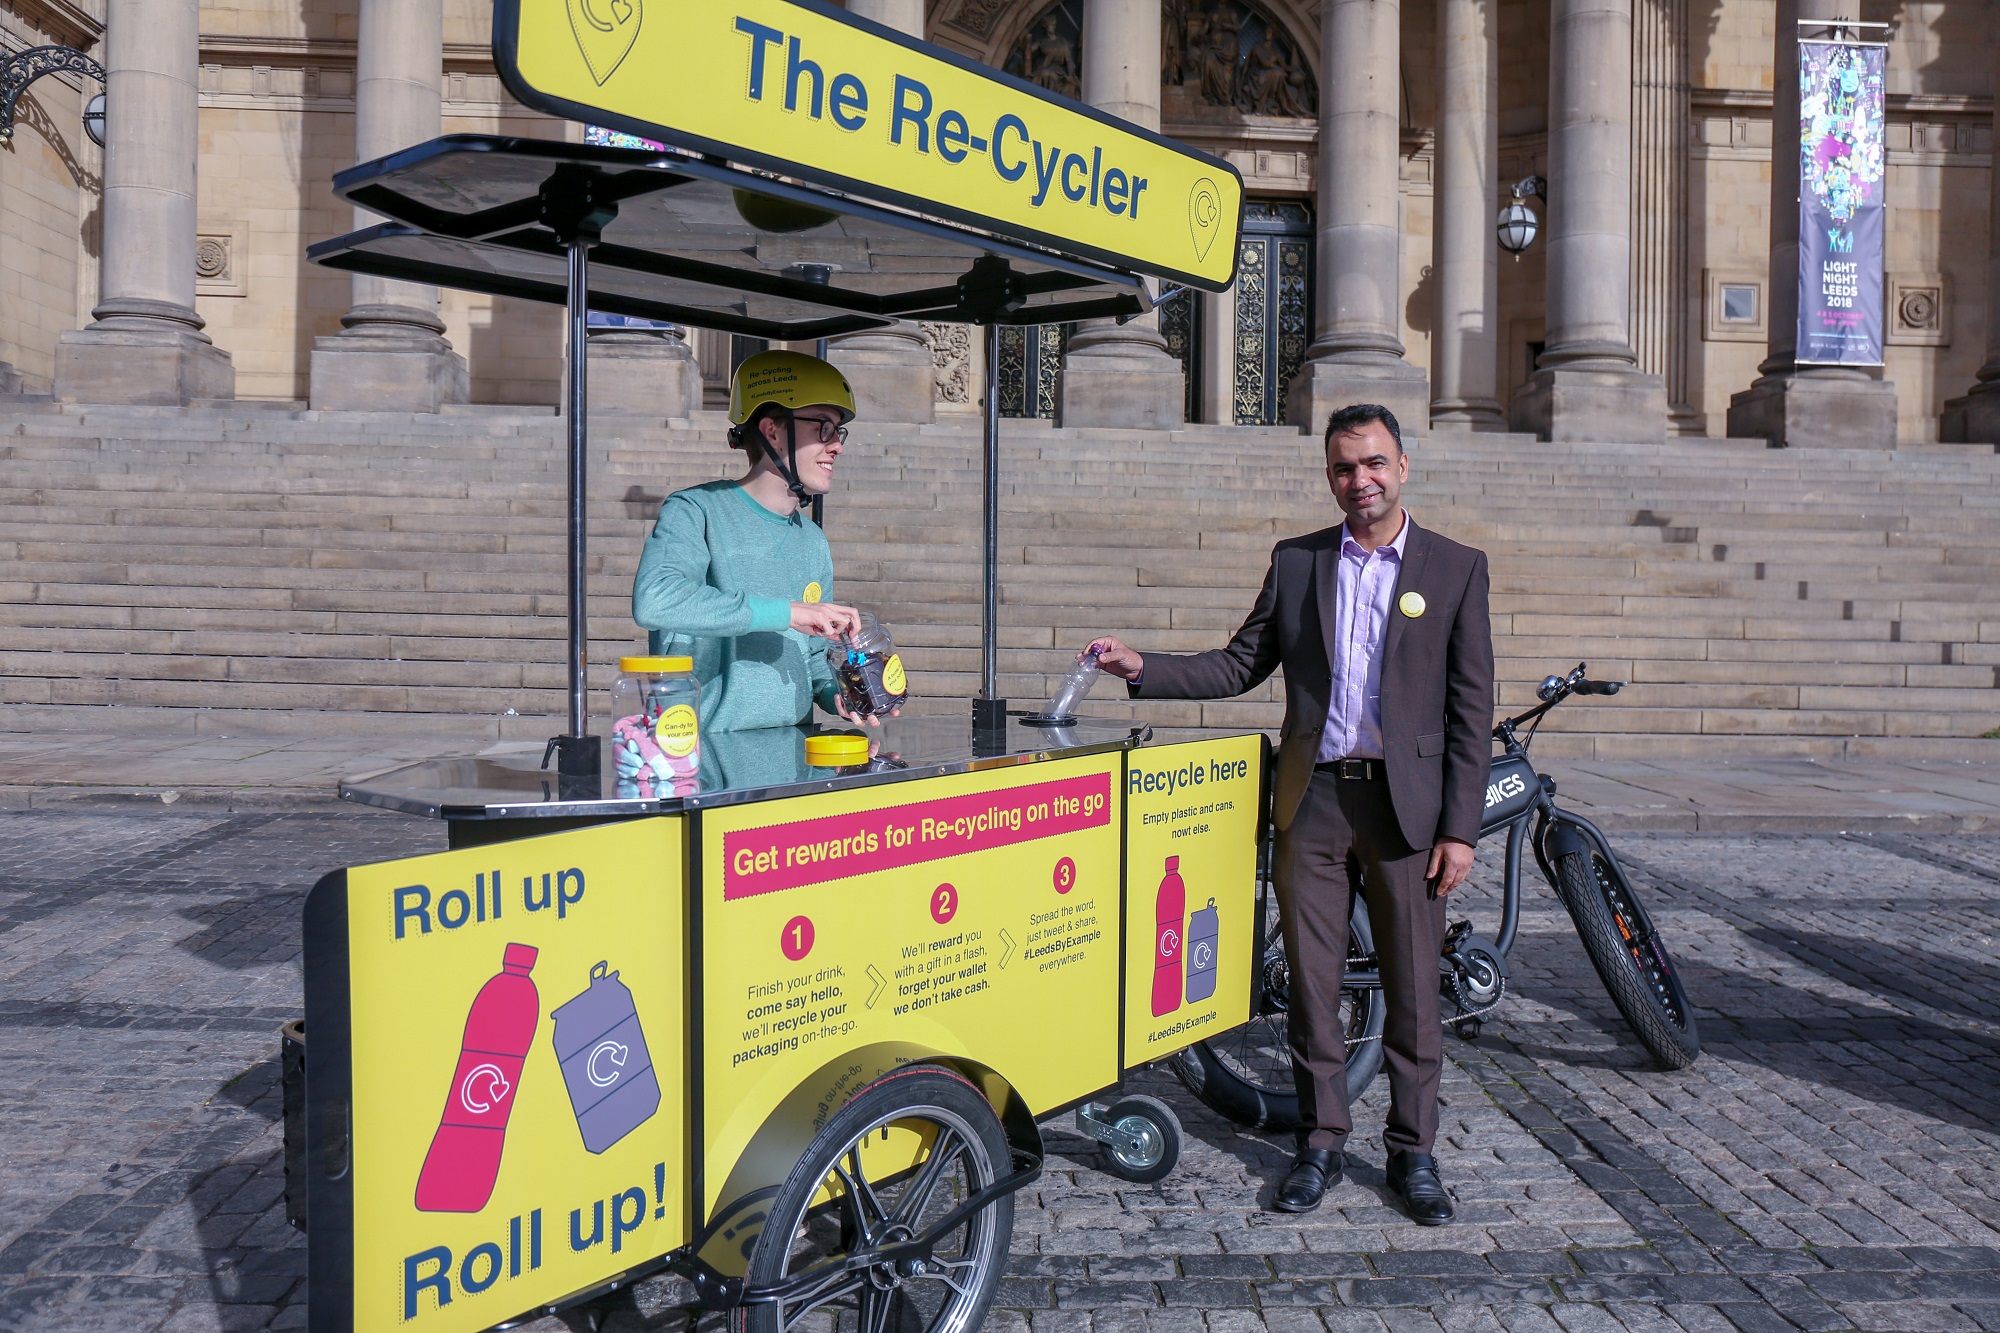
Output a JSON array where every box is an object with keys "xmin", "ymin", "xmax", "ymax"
[{"xmin": 632, "ymin": 351, "xmax": 889, "ymax": 732}]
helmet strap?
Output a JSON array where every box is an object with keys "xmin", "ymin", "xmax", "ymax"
[{"xmin": 769, "ymin": 412, "xmax": 811, "ymax": 509}]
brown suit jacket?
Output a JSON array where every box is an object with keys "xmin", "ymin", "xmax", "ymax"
[{"xmin": 1133, "ymin": 517, "xmax": 1494, "ymax": 849}]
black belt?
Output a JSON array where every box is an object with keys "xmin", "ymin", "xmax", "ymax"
[{"xmin": 1316, "ymin": 757, "xmax": 1383, "ymax": 781}]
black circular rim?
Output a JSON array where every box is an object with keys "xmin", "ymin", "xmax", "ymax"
[{"xmin": 754, "ymin": 1097, "xmax": 1005, "ymax": 1333}]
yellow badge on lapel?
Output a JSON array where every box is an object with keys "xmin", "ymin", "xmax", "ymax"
[
  {"xmin": 802, "ymin": 581, "xmax": 823, "ymax": 604},
  {"xmin": 1399, "ymin": 591, "xmax": 1427, "ymax": 619}
]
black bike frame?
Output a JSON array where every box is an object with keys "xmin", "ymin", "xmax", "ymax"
[{"xmin": 1318, "ymin": 663, "xmax": 1626, "ymax": 989}]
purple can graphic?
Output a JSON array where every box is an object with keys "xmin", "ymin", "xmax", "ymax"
[
  {"xmin": 1185, "ymin": 898, "xmax": 1219, "ymax": 1004},
  {"xmin": 550, "ymin": 961, "xmax": 661, "ymax": 1154}
]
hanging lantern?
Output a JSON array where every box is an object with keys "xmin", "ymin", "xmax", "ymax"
[
  {"xmin": 1494, "ymin": 175, "xmax": 1547, "ymax": 259},
  {"xmin": 1495, "ymin": 200, "xmax": 1539, "ymax": 257}
]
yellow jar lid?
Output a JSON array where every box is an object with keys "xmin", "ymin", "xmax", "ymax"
[
  {"xmin": 805, "ymin": 733, "xmax": 870, "ymax": 767},
  {"xmin": 620, "ymin": 655, "xmax": 693, "ymax": 674}
]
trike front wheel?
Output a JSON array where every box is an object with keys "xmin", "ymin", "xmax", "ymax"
[{"xmin": 738, "ymin": 1066, "xmax": 1014, "ymax": 1333}]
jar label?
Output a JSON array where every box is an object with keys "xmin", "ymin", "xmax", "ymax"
[
  {"xmin": 656, "ymin": 704, "xmax": 699, "ymax": 758},
  {"xmin": 881, "ymin": 653, "xmax": 907, "ymax": 697}
]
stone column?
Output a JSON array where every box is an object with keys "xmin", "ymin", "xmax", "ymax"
[
  {"xmin": 53, "ymin": 0, "xmax": 234, "ymax": 405},
  {"xmin": 1509, "ymin": 0, "xmax": 1667, "ymax": 441},
  {"xmin": 846, "ymin": 0, "xmax": 925, "ymax": 32},
  {"xmin": 1057, "ymin": 0, "xmax": 1187, "ymax": 431},
  {"xmin": 588, "ymin": 323, "xmax": 703, "ymax": 418},
  {"xmin": 1940, "ymin": 53, "xmax": 2000, "ymax": 443},
  {"xmin": 1726, "ymin": 0, "xmax": 1894, "ymax": 446},
  {"xmin": 1201, "ymin": 287, "xmax": 1238, "ymax": 424},
  {"xmin": 1285, "ymin": 0, "xmax": 1430, "ymax": 437},
  {"xmin": 308, "ymin": 0, "xmax": 467, "ymax": 412},
  {"xmin": 824, "ymin": 0, "xmax": 937, "ymax": 422},
  {"xmin": 1429, "ymin": 0, "xmax": 1505, "ymax": 430},
  {"xmin": 1631, "ymin": 0, "xmax": 1703, "ymax": 432}
]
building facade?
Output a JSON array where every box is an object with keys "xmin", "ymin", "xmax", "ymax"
[{"xmin": 1, "ymin": 0, "xmax": 1995, "ymax": 443}]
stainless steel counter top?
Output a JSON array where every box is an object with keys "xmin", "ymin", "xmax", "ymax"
[{"xmin": 339, "ymin": 712, "xmax": 1158, "ymax": 821}]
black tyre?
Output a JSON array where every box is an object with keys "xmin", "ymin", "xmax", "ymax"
[
  {"xmin": 738, "ymin": 1066, "xmax": 1014, "ymax": 1333},
  {"xmin": 1097, "ymin": 1095, "xmax": 1182, "ymax": 1184},
  {"xmin": 1550, "ymin": 843, "xmax": 1701, "ymax": 1069},
  {"xmin": 1172, "ymin": 897, "xmax": 1385, "ymax": 1132}
]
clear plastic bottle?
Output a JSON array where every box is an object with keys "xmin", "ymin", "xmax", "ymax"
[
  {"xmin": 610, "ymin": 656, "xmax": 701, "ymax": 797},
  {"xmin": 1044, "ymin": 643, "xmax": 1105, "ymax": 722},
  {"xmin": 826, "ymin": 612, "xmax": 908, "ymax": 717}
]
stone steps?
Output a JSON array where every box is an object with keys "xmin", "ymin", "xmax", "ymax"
[{"xmin": 1, "ymin": 407, "xmax": 1996, "ymax": 751}]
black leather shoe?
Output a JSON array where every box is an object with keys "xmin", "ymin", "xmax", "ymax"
[
  {"xmin": 1272, "ymin": 1149, "xmax": 1343, "ymax": 1212},
  {"xmin": 1386, "ymin": 1151, "xmax": 1455, "ymax": 1225}
]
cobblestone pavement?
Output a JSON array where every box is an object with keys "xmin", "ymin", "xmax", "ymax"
[{"xmin": 2, "ymin": 810, "xmax": 1998, "ymax": 1333}]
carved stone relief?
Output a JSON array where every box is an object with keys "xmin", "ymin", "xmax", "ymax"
[
  {"xmin": 195, "ymin": 224, "xmax": 248, "ymax": 297},
  {"xmin": 944, "ymin": 0, "xmax": 1017, "ymax": 41},
  {"xmin": 1004, "ymin": 1, "xmax": 1313, "ymax": 118},
  {"xmin": 1169, "ymin": 0, "xmax": 1316, "ymax": 118},
  {"xmin": 1004, "ymin": 4, "xmax": 1081, "ymax": 100},
  {"xmin": 923, "ymin": 321, "xmax": 973, "ymax": 405},
  {"xmin": 1887, "ymin": 272, "xmax": 1949, "ymax": 347}
]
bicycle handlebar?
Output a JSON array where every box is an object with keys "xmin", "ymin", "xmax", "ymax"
[{"xmin": 1493, "ymin": 662, "xmax": 1627, "ymax": 748}]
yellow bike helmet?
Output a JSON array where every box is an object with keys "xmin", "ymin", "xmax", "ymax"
[
  {"xmin": 727, "ymin": 350, "xmax": 856, "ymax": 429},
  {"xmin": 727, "ymin": 351, "xmax": 857, "ymax": 503}
]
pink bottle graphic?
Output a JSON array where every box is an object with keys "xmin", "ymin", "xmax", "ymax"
[
  {"xmin": 415, "ymin": 943, "xmax": 540, "ymax": 1213},
  {"xmin": 1152, "ymin": 857, "xmax": 1186, "ymax": 1017}
]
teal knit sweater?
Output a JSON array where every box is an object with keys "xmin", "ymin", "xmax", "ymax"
[{"xmin": 631, "ymin": 480, "xmax": 840, "ymax": 731}]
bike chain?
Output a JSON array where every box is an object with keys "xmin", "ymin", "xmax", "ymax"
[{"xmin": 1447, "ymin": 965, "xmax": 1508, "ymax": 1025}]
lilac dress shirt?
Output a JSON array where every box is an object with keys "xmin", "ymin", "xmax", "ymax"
[{"xmin": 1315, "ymin": 512, "xmax": 1410, "ymax": 763}]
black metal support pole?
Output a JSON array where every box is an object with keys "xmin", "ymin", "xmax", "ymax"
[
  {"xmin": 542, "ymin": 231, "xmax": 601, "ymax": 788},
  {"xmin": 566, "ymin": 239, "xmax": 591, "ymax": 739},
  {"xmin": 973, "ymin": 321, "xmax": 1006, "ymax": 747},
  {"xmin": 982, "ymin": 321, "xmax": 999, "ymax": 701},
  {"xmin": 811, "ymin": 335, "xmax": 829, "ymax": 530}
]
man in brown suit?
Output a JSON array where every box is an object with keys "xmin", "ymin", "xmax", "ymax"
[{"xmin": 1090, "ymin": 404, "xmax": 1493, "ymax": 1221}]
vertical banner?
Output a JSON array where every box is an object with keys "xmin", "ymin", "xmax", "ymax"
[{"xmin": 1796, "ymin": 39, "xmax": 1887, "ymax": 365}]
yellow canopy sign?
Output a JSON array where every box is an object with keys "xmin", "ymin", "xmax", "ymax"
[{"xmin": 494, "ymin": 0, "xmax": 1243, "ymax": 291}]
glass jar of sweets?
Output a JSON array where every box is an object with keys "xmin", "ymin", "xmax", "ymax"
[
  {"xmin": 610, "ymin": 656, "xmax": 701, "ymax": 796},
  {"xmin": 825, "ymin": 612, "xmax": 908, "ymax": 718}
]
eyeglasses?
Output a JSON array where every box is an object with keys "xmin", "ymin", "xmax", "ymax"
[{"xmin": 791, "ymin": 415, "xmax": 849, "ymax": 445}]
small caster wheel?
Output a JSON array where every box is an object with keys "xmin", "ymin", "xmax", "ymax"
[{"xmin": 1098, "ymin": 1095, "xmax": 1182, "ymax": 1184}]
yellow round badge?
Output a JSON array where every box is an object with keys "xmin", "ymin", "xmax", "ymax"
[
  {"xmin": 881, "ymin": 653, "xmax": 907, "ymax": 697},
  {"xmin": 656, "ymin": 704, "xmax": 700, "ymax": 758},
  {"xmin": 1399, "ymin": 592, "xmax": 1427, "ymax": 619},
  {"xmin": 802, "ymin": 581, "xmax": 823, "ymax": 604}
]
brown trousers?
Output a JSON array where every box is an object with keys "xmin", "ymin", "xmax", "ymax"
[{"xmin": 1273, "ymin": 769, "xmax": 1448, "ymax": 1155}]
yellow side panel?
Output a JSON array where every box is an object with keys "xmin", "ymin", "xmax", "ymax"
[
  {"xmin": 699, "ymin": 755, "xmax": 1123, "ymax": 1217},
  {"xmin": 1123, "ymin": 736, "xmax": 1262, "ymax": 1063},
  {"xmin": 345, "ymin": 818, "xmax": 688, "ymax": 1332}
]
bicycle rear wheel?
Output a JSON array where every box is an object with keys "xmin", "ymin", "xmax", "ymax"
[
  {"xmin": 1550, "ymin": 839, "xmax": 1700, "ymax": 1069},
  {"xmin": 1172, "ymin": 898, "xmax": 1385, "ymax": 1131}
]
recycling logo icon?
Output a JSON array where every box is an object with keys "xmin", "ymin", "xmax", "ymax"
[
  {"xmin": 586, "ymin": 1040, "xmax": 628, "ymax": 1088},
  {"xmin": 1188, "ymin": 177, "xmax": 1222, "ymax": 262}
]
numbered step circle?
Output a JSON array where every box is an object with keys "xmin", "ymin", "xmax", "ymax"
[{"xmin": 781, "ymin": 915, "xmax": 815, "ymax": 961}]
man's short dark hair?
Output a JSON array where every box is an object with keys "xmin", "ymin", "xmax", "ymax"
[{"xmin": 1323, "ymin": 403, "xmax": 1403, "ymax": 455}]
